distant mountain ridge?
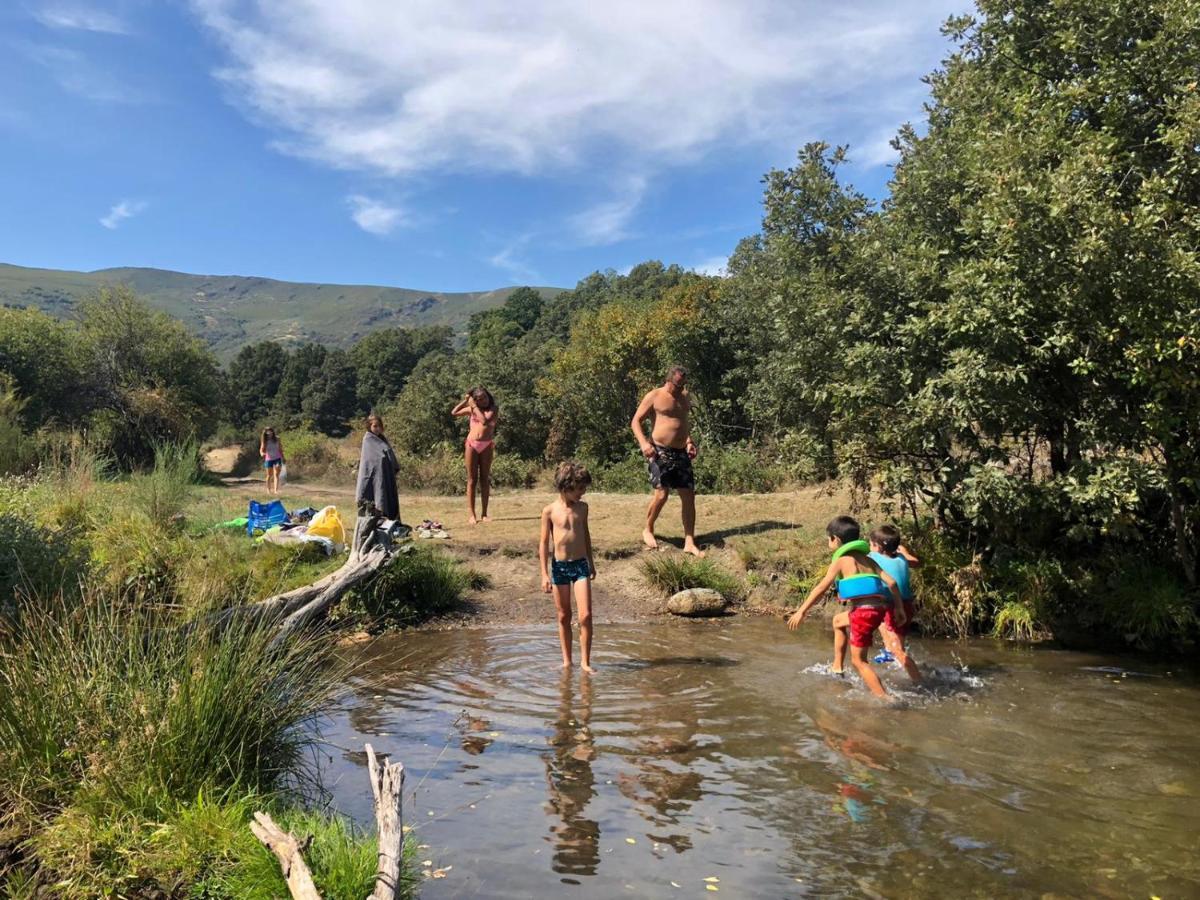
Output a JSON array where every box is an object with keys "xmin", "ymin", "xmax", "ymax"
[{"xmin": 0, "ymin": 262, "xmax": 564, "ymax": 360}]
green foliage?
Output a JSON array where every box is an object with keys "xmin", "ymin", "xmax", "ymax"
[
  {"xmin": 0, "ymin": 375, "xmax": 35, "ymax": 476},
  {"xmin": 348, "ymin": 545, "xmax": 471, "ymax": 627},
  {"xmin": 1093, "ymin": 559, "xmax": 1198, "ymax": 651},
  {"xmin": 273, "ymin": 342, "xmax": 327, "ymax": 421},
  {"xmin": 301, "ymin": 348, "xmax": 357, "ymax": 436},
  {"xmin": 586, "ymin": 453, "xmax": 649, "ymax": 493},
  {"xmin": 81, "ymin": 287, "xmax": 223, "ymax": 467},
  {"xmin": 281, "ymin": 428, "xmax": 345, "ymax": 481},
  {"xmin": 0, "ymin": 306, "xmax": 88, "ymax": 428},
  {"xmin": 384, "ymin": 352, "xmax": 466, "ymax": 454},
  {"xmin": 226, "ymin": 341, "xmax": 288, "ymax": 428},
  {"xmin": 638, "ymin": 554, "xmax": 745, "ymax": 599},
  {"xmin": 0, "ymin": 594, "xmax": 343, "ymax": 842},
  {"xmin": 128, "ymin": 441, "xmax": 205, "ymax": 528},
  {"xmin": 351, "ymin": 324, "xmax": 452, "ymax": 412},
  {"xmin": 693, "ymin": 444, "xmax": 789, "ymax": 494},
  {"xmin": 0, "ymin": 513, "xmax": 89, "ymax": 615}
]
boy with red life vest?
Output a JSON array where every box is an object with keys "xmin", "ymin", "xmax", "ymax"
[{"xmin": 786, "ymin": 516, "xmax": 920, "ymax": 698}]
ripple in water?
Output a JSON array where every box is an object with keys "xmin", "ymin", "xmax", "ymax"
[{"xmin": 322, "ymin": 619, "xmax": 1200, "ymax": 899}]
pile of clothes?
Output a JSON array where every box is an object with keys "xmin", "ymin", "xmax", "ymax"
[{"xmin": 217, "ymin": 501, "xmax": 348, "ymax": 555}]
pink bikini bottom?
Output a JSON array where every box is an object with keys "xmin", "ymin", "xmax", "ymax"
[{"xmin": 466, "ymin": 438, "xmax": 494, "ymax": 454}]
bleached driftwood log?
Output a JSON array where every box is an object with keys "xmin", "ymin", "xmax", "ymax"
[
  {"xmin": 365, "ymin": 743, "xmax": 406, "ymax": 900},
  {"xmin": 249, "ymin": 812, "xmax": 322, "ymax": 900}
]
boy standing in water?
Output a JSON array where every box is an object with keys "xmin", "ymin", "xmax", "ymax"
[
  {"xmin": 870, "ymin": 524, "xmax": 922, "ymax": 682},
  {"xmin": 540, "ymin": 462, "xmax": 597, "ymax": 672},
  {"xmin": 787, "ymin": 516, "xmax": 918, "ymax": 698}
]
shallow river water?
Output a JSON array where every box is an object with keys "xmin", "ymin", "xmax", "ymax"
[{"xmin": 321, "ymin": 619, "xmax": 1200, "ymax": 899}]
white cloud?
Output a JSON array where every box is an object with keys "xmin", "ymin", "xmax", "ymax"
[
  {"xmin": 193, "ymin": 1, "xmax": 959, "ymax": 241},
  {"xmin": 23, "ymin": 44, "xmax": 145, "ymax": 103},
  {"xmin": 347, "ymin": 194, "xmax": 404, "ymax": 235},
  {"xmin": 487, "ymin": 234, "xmax": 540, "ymax": 283},
  {"xmin": 693, "ymin": 254, "xmax": 729, "ymax": 277},
  {"xmin": 191, "ymin": 1, "xmax": 960, "ymax": 182},
  {"xmin": 568, "ymin": 175, "xmax": 646, "ymax": 246},
  {"xmin": 100, "ymin": 199, "xmax": 147, "ymax": 229},
  {"xmin": 33, "ymin": 4, "xmax": 131, "ymax": 35}
]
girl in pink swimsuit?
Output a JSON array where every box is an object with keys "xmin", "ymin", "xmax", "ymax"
[{"xmin": 451, "ymin": 386, "xmax": 499, "ymax": 524}]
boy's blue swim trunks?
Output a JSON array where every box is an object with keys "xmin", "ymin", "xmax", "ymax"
[{"xmin": 551, "ymin": 557, "xmax": 591, "ymax": 585}]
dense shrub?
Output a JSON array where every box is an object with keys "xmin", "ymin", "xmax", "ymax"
[
  {"xmin": 0, "ymin": 596, "xmax": 343, "ymax": 842},
  {"xmin": 0, "ymin": 513, "xmax": 89, "ymax": 615},
  {"xmin": 347, "ymin": 545, "xmax": 474, "ymax": 627}
]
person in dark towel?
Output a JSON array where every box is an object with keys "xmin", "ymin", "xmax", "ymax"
[{"xmin": 356, "ymin": 412, "xmax": 401, "ymax": 520}]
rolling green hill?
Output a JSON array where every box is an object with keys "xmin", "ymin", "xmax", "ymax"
[{"xmin": 0, "ymin": 262, "xmax": 563, "ymax": 360}]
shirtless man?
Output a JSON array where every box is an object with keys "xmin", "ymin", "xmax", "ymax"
[{"xmin": 631, "ymin": 366, "xmax": 704, "ymax": 557}]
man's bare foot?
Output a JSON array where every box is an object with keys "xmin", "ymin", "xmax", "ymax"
[
  {"xmin": 581, "ymin": 663, "xmax": 596, "ymax": 674},
  {"xmin": 642, "ymin": 528, "xmax": 658, "ymax": 550},
  {"xmin": 562, "ymin": 659, "xmax": 572, "ymax": 669},
  {"xmin": 468, "ymin": 514, "xmax": 478, "ymax": 526},
  {"xmin": 481, "ymin": 515, "xmax": 491, "ymax": 523},
  {"xmin": 683, "ymin": 540, "xmax": 706, "ymax": 558}
]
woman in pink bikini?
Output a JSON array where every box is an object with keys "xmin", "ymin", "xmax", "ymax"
[{"xmin": 451, "ymin": 386, "xmax": 499, "ymax": 524}]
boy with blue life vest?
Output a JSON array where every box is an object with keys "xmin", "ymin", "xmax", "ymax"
[
  {"xmin": 787, "ymin": 516, "xmax": 919, "ymax": 698},
  {"xmin": 870, "ymin": 524, "xmax": 923, "ymax": 681}
]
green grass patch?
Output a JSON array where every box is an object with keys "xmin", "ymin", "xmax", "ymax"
[
  {"xmin": 639, "ymin": 553, "xmax": 745, "ymax": 599},
  {"xmin": 347, "ymin": 545, "xmax": 474, "ymax": 627}
]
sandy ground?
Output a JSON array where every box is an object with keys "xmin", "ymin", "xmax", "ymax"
[{"xmin": 217, "ymin": 471, "xmax": 855, "ymax": 629}]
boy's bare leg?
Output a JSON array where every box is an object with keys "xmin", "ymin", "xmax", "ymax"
[
  {"xmin": 464, "ymin": 445, "xmax": 478, "ymax": 525},
  {"xmin": 882, "ymin": 627, "xmax": 922, "ymax": 684},
  {"xmin": 678, "ymin": 488, "xmax": 705, "ymax": 557},
  {"xmin": 478, "ymin": 446, "xmax": 494, "ymax": 521},
  {"xmin": 553, "ymin": 584, "xmax": 573, "ymax": 667},
  {"xmin": 850, "ymin": 645, "xmax": 888, "ymax": 698},
  {"xmin": 643, "ymin": 487, "xmax": 669, "ymax": 549},
  {"xmin": 575, "ymin": 579, "xmax": 595, "ymax": 673},
  {"xmin": 831, "ymin": 611, "xmax": 849, "ymax": 673}
]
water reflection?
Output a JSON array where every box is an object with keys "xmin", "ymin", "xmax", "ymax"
[
  {"xmin": 324, "ymin": 622, "xmax": 1200, "ymax": 899},
  {"xmin": 543, "ymin": 669, "xmax": 600, "ymax": 878}
]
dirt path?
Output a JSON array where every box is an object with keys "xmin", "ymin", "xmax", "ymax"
[{"xmin": 219, "ymin": 478, "xmax": 853, "ymax": 628}]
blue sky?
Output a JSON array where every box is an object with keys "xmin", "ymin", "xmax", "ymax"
[{"xmin": 1, "ymin": 1, "xmax": 965, "ymax": 292}]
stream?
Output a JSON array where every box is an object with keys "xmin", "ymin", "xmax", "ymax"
[{"xmin": 320, "ymin": 618, "xmax": 1200, "ymax": 898}]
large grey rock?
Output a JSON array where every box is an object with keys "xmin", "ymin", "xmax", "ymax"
[{"xmin": 667, "ymin": 588, "xmax": 728, "ymax": 617}]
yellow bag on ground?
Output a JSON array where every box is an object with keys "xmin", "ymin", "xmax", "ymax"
[{"xmin": 306, "ymin": 505, "xmax": 347, "ymax": 546}]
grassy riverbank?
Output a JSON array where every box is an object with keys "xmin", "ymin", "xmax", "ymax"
[{"xmin": 0, "ymin": 449, "xmax": 444, "ymax": 897}]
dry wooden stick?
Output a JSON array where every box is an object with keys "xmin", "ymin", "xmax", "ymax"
[
  {"xmin": 365, "ymin": 743, "xmax": 406, "ymax": 900},
  {"xmin": 249, "ymin": 811, "xmax": 322, "ymax": 900}
]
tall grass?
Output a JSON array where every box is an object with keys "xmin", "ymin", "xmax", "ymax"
[
  {"xmin": 639, "ymin": 554, "xmax": 745, "ymax": 599},
  {"xmin": 128, "ymin": 440, "xmax": 205, "ymax": 528},
  {"xmin": 0, "ymin": 593, "xmax": 344, "ymax": 846},
  {"xmin": 348, "ymin": 545, "xmax": 475, "ymax": 627}
]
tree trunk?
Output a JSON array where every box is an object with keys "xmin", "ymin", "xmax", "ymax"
[{"xmin": 366, "ymin": 743, "xmax": 406, "ymax": 900}]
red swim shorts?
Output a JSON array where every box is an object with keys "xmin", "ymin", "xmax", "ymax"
[
  {"xmin": 848, "ymin": 605, "xmax": 887, "ymax": 648},
  {"xmin": 884, "ymin": 600, "xmax": 917, "ymax": 638}
]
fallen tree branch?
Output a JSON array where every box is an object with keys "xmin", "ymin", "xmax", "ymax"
[
  {"xmin": 249, "ymin": 811, "xmax": 322, "ymax": 900},
  {"xmin": 366, "ymin": 743, "xmax": 406, "ymax": 900}
]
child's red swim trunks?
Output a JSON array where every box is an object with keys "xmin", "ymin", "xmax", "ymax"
[
  {"xmin": 848, "ymin": 606, "xmax": 887, "ymax": 648},
  {"xmin": 884, "ymin": 600, "xmax": 916, "ymax": 638}
]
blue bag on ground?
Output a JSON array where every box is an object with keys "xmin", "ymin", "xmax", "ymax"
[{"xmin": 247, "ymin": 500, "xmax": 287, "ymax": 535}]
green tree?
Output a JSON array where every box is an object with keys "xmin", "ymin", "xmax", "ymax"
[
  {"xmin": 350, "ymin": 325, "xmax": 451, "ymax": 412},
  {"xmin": 300, "ymin": 349, "xmax": 357, "ymax": 436},
  {"xmin": 226, "ymin": 341, "xmax": 288, "ymax": 429},
  {"xmin": 273, "ymin": 343, "xmax": 327, "ymax": 422},
  {"xmin": 0, "ymin": 307, "xmax": 90, "ymax": 427},
  {"xmin": 79, "ymin": 287, "xmax": 223, "ymax": 465},
  {"xmin": 384, "ymin": 351, "xmax": 466, "ymax": 454}
]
